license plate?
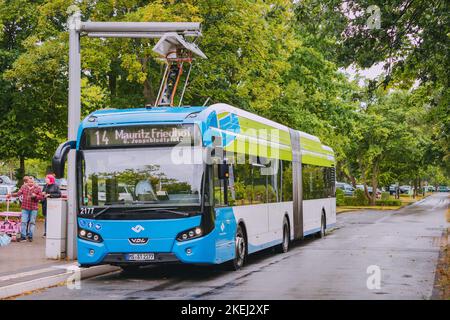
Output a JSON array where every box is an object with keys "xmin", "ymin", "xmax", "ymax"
[{"xmin": 126, "ymin": 253, "xmax": 155, "ymax": 261}]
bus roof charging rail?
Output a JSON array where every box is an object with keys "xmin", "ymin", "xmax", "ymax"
[
  {"xmin": 65, "ymin": 9, "xmax": 207, "ymax": 260},
  {"xmin": 81, "ymin": 21, "xmax": 207, "ymax": 108}
]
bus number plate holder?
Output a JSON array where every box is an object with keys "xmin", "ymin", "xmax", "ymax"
[{"xmin": 126, "ymin": 253, "xmax": 155, "ymax": 261}]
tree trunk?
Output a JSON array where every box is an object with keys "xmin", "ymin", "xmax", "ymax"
[
  {"xmin": 9, "ymin": 161, "xmax": 14, "ymax": 180},
  {"xmin": 140, "ymin": 56, "xmax": 156, "ymax": 105},
  {"xmin": 343, "ymin": 170, "xmax": 357, "ymax": 188},
  {"xmin": 17, "ymin": 156, "xmax": 25, "ymax": 187},
  {"xmin": 413, "ymin": 177, "xmax": 418, "ymax": 199},
  {"xmin": 108, "ymin": 70, "xmax": 116, "ymax": 101},
  {"xmin": 143, "ymin": 78, "xmax": 155, "ymax": 105},
  {"xmin": 359, "ymin": 161, "xmax": 371, "ymax": 202},
  {"xmin": 370, "ymin": 164, "xmax": 379, "ymax": 206},
  {"xmin": 371, "ymin": 179, "xmax": 377, "ymax": 206}
]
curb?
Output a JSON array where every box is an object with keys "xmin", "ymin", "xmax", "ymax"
[{"xmin": 0, "ymin": 264, "xmax": 120, "ymax": 299}]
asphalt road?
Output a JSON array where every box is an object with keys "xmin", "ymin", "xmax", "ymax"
[{"xmin": 20, "ymin": 193, "xmax": 448, "ymax": 300}]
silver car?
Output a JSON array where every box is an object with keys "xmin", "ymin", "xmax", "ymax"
[
  {"xmin": 0, "ymin": 185, "xmax": 18, "ymax": 203},
  {"xmin": 336, "ymin": 182, "xmax": 354, "ymax": 196}
]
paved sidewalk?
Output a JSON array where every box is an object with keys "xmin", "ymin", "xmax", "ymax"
[
  {"xmin": 0, "ymin": 221, "xmax": 119, "ymax": 299},
  {"xmin": 0, "ymin": 221, "xmax": 68, "ymax": 274}
]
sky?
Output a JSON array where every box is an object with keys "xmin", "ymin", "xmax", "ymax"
[{"xmin": 341, "ymin": 62, "xmax": 386, "ymax": 86}]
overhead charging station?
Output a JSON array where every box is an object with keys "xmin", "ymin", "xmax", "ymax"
[{"xmin": 62, "ymin": 9, "xmax": 206, "ymax": 259}]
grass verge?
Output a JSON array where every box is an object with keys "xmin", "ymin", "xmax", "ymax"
[
  {"xmin": 433, "ymin": 212, "xmax": 449, "ymax": 300},
  {"xmin": 337, "ymin": 193, "xmax": 431, "ymax": 214}
]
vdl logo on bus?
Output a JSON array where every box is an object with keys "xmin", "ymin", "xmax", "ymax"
[{"xmin": 129, "ymin": 238, "xmax": 149, "ymax": 245}]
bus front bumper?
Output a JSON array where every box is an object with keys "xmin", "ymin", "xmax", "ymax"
[{"xmin": 77, "ymin": 232, "xmax": 218, "ymax": 266}]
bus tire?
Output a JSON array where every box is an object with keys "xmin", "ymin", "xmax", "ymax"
[
  {"xmin": 276, "ymin": 217, "xmax": 290, "ymax": 253},
  {"xmin": 227, "ymin": 224, "xmax": 247, "ymax": 271},
  {"xmin": 317, "ymin": 211, "xmax": 326, "ymax": 238}
]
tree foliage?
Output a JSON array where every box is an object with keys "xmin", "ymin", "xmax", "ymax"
[{"xmin": 0, "ymin": 0, "xmax": 448, "ymax": 192}]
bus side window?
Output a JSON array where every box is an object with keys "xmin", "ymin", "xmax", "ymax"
[
  {"xmin": 252, "ymin": 164, "xmax": 267, "ymax": 204},
  {"xmin": 233, "ymin": 154, "xmax": 253, "ymax": 206},
  {"xmin": 282, "ymin": 161, "xmax": 293, "ymax": 201},
  {"xmin": 302, "ymin": 164, "xmax": 313, "ymax": 200},
  {"xmin": 324, "ymin": 167, "xmax": 334, "ymax": 198},
  {"xmin": 266, "ymin": 158, "xmax": 279, "ymax": 203},
  {"xmin": 315, "ymin": 167, "xmax": 325, "ymax": 198},
  {"xmin": 278, "ymin": 160, "xmax": 283, "ymax": 202},
  {"xmin": 227, "ymin": 164, "xmax": 236, "ymax": 206},
  {"xmin": 330, "ymin": 167, "xmax": 336, "ymax": 196},
  {"xmin": 213, "ymin": 164, "xmax": 226, "ymax": 207}
]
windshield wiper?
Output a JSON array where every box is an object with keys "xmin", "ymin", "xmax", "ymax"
[
  {"xmin": 124, "ymin": 207, "xmax": 190, "ymax": 217},
  {"xmin": 92, "ymin": 206, "xmax": 112, "ymax": 219}
]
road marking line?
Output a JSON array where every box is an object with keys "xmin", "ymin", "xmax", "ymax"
[
  {"xmin": 0, "ymin": 268, "xmax": 56, "ymax": 283},
  {"xmin": 0, "ymin": 264, "xmax": 76, "ymax": 283}
]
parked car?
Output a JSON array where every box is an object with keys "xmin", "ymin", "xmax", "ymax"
[
  {"xmin": 336, "ymin": 182, "xmax": 354, "ymax": 196},
  {"xmin": 399, "ymin": 185, "xmax": 412, "ymax": 194},
  {"xmin": 97, "ymin": 183, "xmax": 135, "ymax": 205},
  {"xmin": 389, "ymin": 184, "xmax": 399, "ymax": 195},
  {"xmin": 56, "ymin": 178, "xmax": 68, "ymax": 198},
  {"xmin": 0, "ymin": 175, "xmax": 15, "ymax": 186},
  {"xmin": 56, "ymin": 178, "xmax": 67, "ymax": 188},
  {"xmin": 0, "ymin": 185, "xmax": 18, "ymax": 203},
  {"xmin": 35, "ymin": 178, "xmax": 46, "ymax": 189},
  {"xmin": 356, "ymin": 184, "xmax": 382, "ymax": 198},
  {"xmin": 438, "ymin": 186, "xmax": 449, "ymax": 192}
]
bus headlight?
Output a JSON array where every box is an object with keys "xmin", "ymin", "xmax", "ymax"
[
  {"xmin": 177, "ymin": 227, "xmax": 203, "ymax": 242},
  {"xmin": 78, "ymin": 228, "xmax": 103, "ymax": 243}
]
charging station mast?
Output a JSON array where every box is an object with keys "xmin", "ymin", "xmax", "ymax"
[{"xmin": 65, "ymin": 8, "xmax": 204, "ymax": 259}]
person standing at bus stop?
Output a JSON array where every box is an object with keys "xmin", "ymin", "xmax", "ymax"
[
  {"xmin": 41, "ymin": 174, "xmax": 61, "ymax": 237},
  {"xmin": 7, "ymin": 176, "xmax": 44, "ymax": 242}
]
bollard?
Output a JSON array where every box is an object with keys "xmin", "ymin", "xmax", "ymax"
[{"xmin": 45, "ymin": 198, "xmax": 68, "ymax": 259}]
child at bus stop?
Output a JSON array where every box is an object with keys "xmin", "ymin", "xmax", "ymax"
[{"xmin": 7, "ymin": 176, "xmax": 44, "ymax": 242}]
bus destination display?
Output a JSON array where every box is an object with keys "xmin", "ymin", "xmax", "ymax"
[{"xmin": 83, "ymin": 125, "xmax": 195, "ymax": 148}]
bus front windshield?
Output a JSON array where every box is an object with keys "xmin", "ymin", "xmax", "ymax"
[{"xmin": 80, "ymin": 148, "xmax": 203, "ymax": 207}]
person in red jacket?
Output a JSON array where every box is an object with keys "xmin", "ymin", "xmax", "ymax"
[{"xmin": 7, "ymin": 176, "xmax": 44, "ymax": 242}]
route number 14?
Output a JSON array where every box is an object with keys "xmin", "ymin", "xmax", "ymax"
[{"xmin": 95, "ymin": 130, "xmax": 109, "ymax": 146}]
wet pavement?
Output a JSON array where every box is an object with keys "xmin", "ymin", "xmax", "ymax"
[{"xmin": 18, "ymin": 193, "xmax": 449, "ymax": 300}]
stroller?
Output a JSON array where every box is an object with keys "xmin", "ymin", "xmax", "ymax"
[{"xmin": 0, "ymin": 198, "xmax": 22, "ymax": 242}]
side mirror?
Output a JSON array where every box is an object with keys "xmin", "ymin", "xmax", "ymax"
[
  {"xmin": 52, "ymin": 141, "xmax": 76, "ymax": 178},
  {"xmin": 218, "ymin": 163, "xmax": 229, "ymax": 180}
]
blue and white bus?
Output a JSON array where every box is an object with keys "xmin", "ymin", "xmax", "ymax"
[{"xmin": 53, "ymin": 103, "xmax": 336, "ymax": 270}]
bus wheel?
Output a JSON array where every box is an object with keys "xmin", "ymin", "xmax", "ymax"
[
  {"xmin": 277, "ymin": 217, "xmax": 290, "ymax": 253},
  {"xmin": 228, "ymin": 224, "xmax": 247, "ymax": 271},
  {"xmin": 317, "ymin": 212, "xmax": 326, "ymax": 238}
]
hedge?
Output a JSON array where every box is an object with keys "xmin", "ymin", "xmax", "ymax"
[
  {"xmin": 375, "ymin": 199, "xmax": 402, "ymax": 206},
  {"xmin": 336, "ymin": 189, "xmax": 369, "ymax": 206},
  {"xmin": 381, "ymin": 192, "xmax": 390, "ymax": 201},
  {"xmin": 336, "ymin": 188, "xmax": 345, "ymax": 206}
]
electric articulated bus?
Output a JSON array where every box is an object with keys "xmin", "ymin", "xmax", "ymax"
[{"xmin": 53, "ymin": 103, "xmax": 336, "ymax": 270}]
